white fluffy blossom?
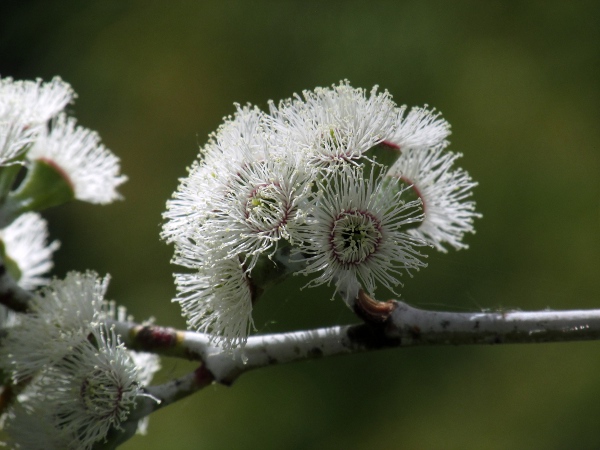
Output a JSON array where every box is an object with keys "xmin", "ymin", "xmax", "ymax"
[
  {"xmin": 0, "ymin": 77, "xmax": 74, "ymax": 165},
  {"xmin": 297, "ymin": 167, "xmax": 428, "ymax": 303},
  {"xmin": 4, "ymin": 327, "xmax": 144, "ymax": 450},
  {"xmin": 268, "ymin": 81, "xmax": 397, "ymax": 166},
  {"xmin": 162, "ymin": 105, "xmax": 269, "ymax": 246},
  {"xmin": 386, "ymin": 146, "xmax": 481, "ymax": 252},
  {"xmin": 0, "ymin": 212, "xmax": 59, "ymax": 290},
  {"xmin": 26, "ymin": 114, "xmax": 127, "ymax": 204},
  {"xmin": 164, "ymin": 104, "xmax": 310, "ymax": 273},
  {"xmin": 383, "ymin": 105, "xmax": 451, "ymax": 151},
  {"xmin": 45, "ymin": 327, "xmax": 141, "ymax": 449},
  {"xmin": 200, "ymin": 157, "xmax": 311, "ymax": 272},
  {"xmin": 0, "ymin": 271, "xmax": 108, "ymax": 381},
  {"xmin": 163, "ymin": 107, "xmax": 301, "ymax": 347},
  {"xmin": 173, "ymin": 243, "xmax": 255, "ymax": 349},
  {"xmin": 163, "ymin": 105, "xmax": 313, "ymax": 347}
]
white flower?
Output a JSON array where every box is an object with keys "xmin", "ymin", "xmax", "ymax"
[
  {"xmin": 0, "ymin": 76, "xmax": 74, "ymax": 165},
  {"xmin": 164, "ymin": 102, "xmax": 312, "ymax": 271},
  {"xmin": 5, "ymin": 326, "xmax": 143, "ymax": 450},
  {"xmin": 200, "ymin": 157, "xmax": 311, "ymax": 272},
  {"xmin": 162, "ymin": 105, "xmax": 268, "ymax": 246},
  {"xmin": 173, "ymin": 244, "xmax": 255, "ymax": 349},
  {"xmin": 383, "ymin": 105, "xmax": 451, "ymax": 151},
  {"xmin": 386, "ymin": 146, "xmax": 481, "ymax": 252},
  {"xmin": 0, "ymin": 212, "xmax": 60, "ymax": 290},
  {"xmin": 26, "ymin": 114, "xmax": 127, "ymax": 204},
  {"xmin": 296, "ymin": 167, "xmax": 428, "ymax": 303},
  {"xmin": 268, "ymin": 81, "xmax": 397, "ymax": 166},
  {"xmin": 165, "ymin": 106, "xmax": 308, "ymax": 347},
  {"xmin": 0, "ymin": 76, "xmax": 74, "ymax": 125},
  {"xmin": 162, "ymin": 112, "xmax": 311, "ymax": 347},
  {"xmin": 46, "ymin": 326, "xmax": 141, "ymax": 449},
  {"xmin": 0, "ymin": 271, "xmax": 108, "ymax": 381}
]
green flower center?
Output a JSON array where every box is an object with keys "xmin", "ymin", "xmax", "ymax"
[
  {"xmin": 80, "ymin": 368, "xmax": 125, "ymax": 420},
  {"xmin": 245, "ymin": 183, "xmax": 289, "ymax": 232},
  {"xmin": 330, "ymin": 210, "xmax": 382, "ymax": 266}
]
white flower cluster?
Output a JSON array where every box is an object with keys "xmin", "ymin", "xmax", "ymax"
[
  {"xmin": 0, "ymin": 77, "xmax": 155, "ymax": 448},
  {"xmin": 163, "ymin": 81, "xmax": 481, "ymax": 348},
  {"xmin": 0, "ymin": 76, "xmax": 126, "ymax": 205},
  {"xmin": 0, "ymin": 272, "xmax": 161, "ymax": 450}
]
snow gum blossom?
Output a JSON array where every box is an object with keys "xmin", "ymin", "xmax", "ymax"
[{"xmin": 162, "ymin": 81, "xmax": 481, "ymax": 348}]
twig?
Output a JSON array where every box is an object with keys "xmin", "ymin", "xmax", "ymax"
[{"xmin": 114, "ymin": 297, "xmax": 600, "ymax": 390}]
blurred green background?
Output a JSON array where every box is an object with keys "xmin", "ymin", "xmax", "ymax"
[{"xmin": 1, "ymin": 1, "xmax": 599, "ymax": 449}]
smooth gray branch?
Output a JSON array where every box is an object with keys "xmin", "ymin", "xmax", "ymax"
[{"xmin": 115, "ymin": 300, "xmax": 600, "ymax": 388}]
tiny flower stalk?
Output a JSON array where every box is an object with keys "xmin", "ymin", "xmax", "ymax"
[
  {"xmin": 0, "ymin": 239, "xmax": 23, "ymax": 282},
  {"xmin": 3, "ymin": 158, "xmax": 75, "ymax": 222},
  {"xmin": 0, "ymin": 161, "xmax": 24, "ymax": 204},
  {"xmin": 353, "ymin": 289, "xmax": 396, "ymax": 324},
  {"xmin": 247, "ymin": 241, "xmax": 308, "ymax": 299}
]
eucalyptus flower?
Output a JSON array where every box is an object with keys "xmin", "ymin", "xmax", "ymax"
[
  {"xmin": 201, "ymin": 157, "xmax": 311, "ymax": 272},
  {"xmin": 0, "ymin": 76, "xmax": 74, "ymax": 165},
  {"xmin": 5, "ymin": 327, "xmax": 145, "ymax": 450},
  {"xmin": 45, "ymin": 326, "xmax": 142, "ymax": 449},
  {"xmin": 0, "ymin": 212, "xmax": 59, "ymax": 290},
  {"xmin": 162, "ymin": 105, "xmax": 269, "ymax": 246},
  {"xmin": 386, "ymin": 146, "xmax": 480, "ymax": 252},
  {"xmin": 173, "ymin": 242, "xmax": 255, "ymax": 349},
  {"xmin": 0, "ymin": 271, "xmax": 107, "ymax": 381},
  {"xmin": 20, "ymin": 113, "xmax": 127, "ymax": 206},
  {"xmin": 268, "ymin": 81, "xmax": 397, "ymax": 166},
  {"xmin": 1, "ymin": 273, "xmax": 161, "ymax": 448},
  {"xmin": 384, "ymin": 105, "xmax": 451, "ymax": 151},
  {"xmin": 296, "ymin": 167, "xmax": 428, "ymax": 303}
]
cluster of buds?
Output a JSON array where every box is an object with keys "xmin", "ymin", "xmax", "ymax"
[
  {"xmin": 162, "ymin": 81, "xmax": 480, "ymax": 349},
  {"xmin": 0, "ymin": 77, "xmax": 159, "ymax": 449}
]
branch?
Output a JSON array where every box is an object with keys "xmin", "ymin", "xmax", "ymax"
[
  {"xmin": 114, "ymin": 298, "xmax": 600, "ymax": 389},
  {"xmin": 142, "ymin": 365, "xmax": 214, "ymax": 411}
]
